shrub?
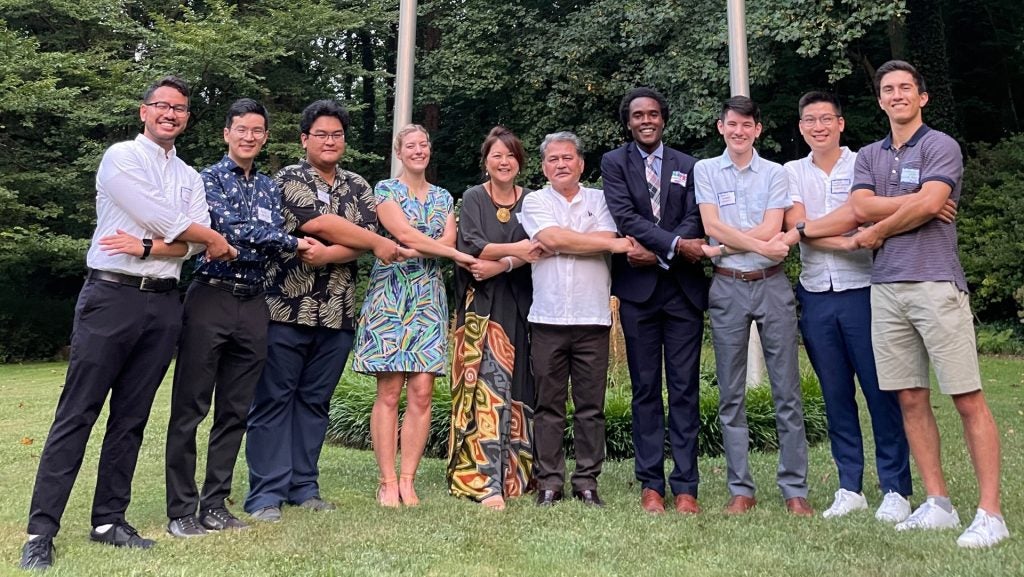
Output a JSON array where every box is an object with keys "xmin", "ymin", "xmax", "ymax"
[{"xmin": 327, "ymin": 361, "xmax": 828, "ymax": 460}]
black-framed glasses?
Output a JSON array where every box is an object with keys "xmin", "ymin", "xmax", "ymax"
[
  {"xmin": 307, "ymin": 131, "xmax": 345, "ymax": 142},
  {"xmin": 144, "ymin": 101, "xmax": 190, "ymax": 115}
]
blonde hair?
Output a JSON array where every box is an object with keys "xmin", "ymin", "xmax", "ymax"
[{"xmin": 393, "ymin": 123, "xmax": 430, "ymax": 152}]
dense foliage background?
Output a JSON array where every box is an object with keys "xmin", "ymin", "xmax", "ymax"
[{"xmin": 2, "ymin": 0, "xmax": 1022, "ymax": 360}]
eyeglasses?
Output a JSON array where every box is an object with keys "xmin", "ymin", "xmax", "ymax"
[
  {"xmin": 307, "ymin": 131, "xmax": 345, "ymax": 142},
  {"xmin": 799, "ymin": 114, "xmax": 840, "ymax": 127},
  {"xmin": 230, "ymin": 127, "xmax": 267, "ymax": 138},
  {"xmin": 144, "ymin": 101, "xmax": 190, "ymax": 115}
]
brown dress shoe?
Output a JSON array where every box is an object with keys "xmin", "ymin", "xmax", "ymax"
[
  {"xmin": 786, "ymin": 497, "xmax": 814, "ymax": 517},
  {"xmin": 674, "ymin": 494, "xmax": 701, "ymax": 514},
  {"xmin": 724, "ymin": 494, "xmax": 757, "ymax": 515},
  {"xmin": 641, "ymin": 488, "xmax": 665, "ymax": 514}
]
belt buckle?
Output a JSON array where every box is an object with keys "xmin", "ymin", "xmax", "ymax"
[
  {"xmin": 231, "ymin": 283, "xmax": 257, "ymax": 297},
  {"xmin": 139, "ymin": 277, "xmax": 159, "ymax": 292}
]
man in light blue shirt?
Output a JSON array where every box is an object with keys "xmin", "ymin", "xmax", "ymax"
[{"xmin": 694, "ymin": 96, "xmax": 810, "ymax": 517}]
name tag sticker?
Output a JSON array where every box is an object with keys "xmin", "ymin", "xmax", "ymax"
[
  {"xmin": 515, "ymin": 212, "xmax": 523, "ymax": 223},
  {"xmin": 257, "ymin": 206, "xmax": 272, "ymax": 222},
  {"xmin": 900, "ymin": 168, "xmax": 920, "ymax": 185},
  {"xmin": 831, "ymin": 179, "xmax": 851, "ymax": 194},
  {"xmin": 717, "ymin": 191, "xmax": 736, "ymax": 207},
  {"xmin": 671, "ymin": 171, "xmax": 687, "ymax": 186},
  {"xmin": 317, "ymin": 191, "xmax": 331, "ymax": 204}
]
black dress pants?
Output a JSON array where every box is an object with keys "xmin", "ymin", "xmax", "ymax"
[
  {"xmin": 530, "ymin": 323, "xmax": 610, "ymax": 493},
  {"xmin": 165, "ymin": 281, "xmax": 269, "ymax": 518},
  {"xmin": 27, "ymin": 278, "xmax": 182, "ymax": 537}
]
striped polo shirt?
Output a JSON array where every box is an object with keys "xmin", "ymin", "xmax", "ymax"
[{"xmin": 852, "ymin": 125, "xmax": 968, "ymax": 292}]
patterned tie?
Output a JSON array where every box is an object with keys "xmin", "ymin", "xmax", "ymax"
[{"xmin": 646, "ymin": 154, "xmax": 661, "ymax": 222}]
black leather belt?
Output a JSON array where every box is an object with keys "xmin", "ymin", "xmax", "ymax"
[
  {"xmin": 88, "ymin": 269, "xmax": 177, "ymax": 292},
  {"xmin": 714, "ymin": 264, "xmax": 783, "ymax": 282},
  {"xmin": 196, "ymin": 277, "xmax": 264, "ymax": 297}
]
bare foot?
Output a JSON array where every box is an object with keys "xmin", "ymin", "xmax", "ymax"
[
  {"xmin": 481, "ymin": 495, "xmax": 506, "ymax": 511},
  {"xmin": 399, "ymin": 475, "xmax": 419, "ymax": 507},
  {"xmin": 377, "ymin": 479, "xmax": 400, "ymax": 508}
]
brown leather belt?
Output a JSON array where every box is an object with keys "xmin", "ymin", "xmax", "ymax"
[
  {"xmin": 714, "ymin": 264, "xmax": 782, "ymax": 282},
  {"xmin": 88, "ymin": 269, "xmax": 177, "ymax": 292},
  {"xmin": 195, "ymin": 277, "xmax": 264, "ymax": 297}
]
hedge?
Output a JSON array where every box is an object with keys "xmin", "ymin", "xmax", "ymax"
[{"xmin": 327, "ymin": 362, "xmax": 828, "ymax": 460}]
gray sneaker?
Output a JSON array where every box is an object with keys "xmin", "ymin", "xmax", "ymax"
[
  {"xmin": 249, "ymin": 506, "xmax": 282, "ymax": 522},
  {"xmin": 167, "ymin": 515, "xmax": 208, "ymax": 538},
  {"xmin": 199, "ymin": 507, "xmax": 249, "ymax": 531},
  {"xmin": 298, "ymin": 497, "xmax": 337, "ymax": 512}
]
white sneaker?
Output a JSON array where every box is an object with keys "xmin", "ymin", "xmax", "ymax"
[
  {"xmin": 957, "ymin": 509, "xmax": 1010, "ymax": 548},
  {"xmin": 822, "ymin": 488, "xmax": 868, "ymax": 519},
  {"xmin": 875, "ymin": 491, "xmax": 912, "ymax": 523},
  {"xmin": 895, "ymin": 498, "xmax": 960, "ymax": 531}
]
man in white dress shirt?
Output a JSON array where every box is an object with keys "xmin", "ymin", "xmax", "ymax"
[
  {"xmin": 20, "ymin": 76, "xmax": 234, "ymax": 571},
  {"xmin": 520, "ymin": 131, "xmax": 631, "ymax": 508},
  {"xmin": 782, "ymin": 91, "xmax": 911, "ymax": 522}
]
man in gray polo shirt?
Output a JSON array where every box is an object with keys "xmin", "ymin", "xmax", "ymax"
[
  {"xmin": 694, "ymin": 96, "xmax": 810, "ymax": 517},
  {"xmin": 847, "ymin": 60, "xmax": 1008, "ymax": 548}
]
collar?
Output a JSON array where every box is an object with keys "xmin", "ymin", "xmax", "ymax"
[
  {"xmin": 218, "ymin": 154, "xmax": 260, "ymax": 176},
  {"xmin": 807, "ymin": 146, "xmax": 852, "ymax": 168},
  {"xmin": 636, "ymin": 142, "xmax": 664, "ymax": 162},
  {"xmin": 882, "ymin": 124, "xmax": 931, "ymax": 150},
  {"xmin": 135, "ymin": 133, "xmax": 176, "ymax": 160},
  {"xmin": 299, "ymin": 159, "xmax": 341, "ymax": 183},
  {"xmin": 717, "ymin": 148, "xmax": 762, "ymax": 172}
]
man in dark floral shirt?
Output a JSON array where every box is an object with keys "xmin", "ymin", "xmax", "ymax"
[
  {"xmin": 165, "ymin": 98, "xmax": 309, "ymax": 538},
  {"xmin": 244, "ymin": 99, "xmax": 403, "ymax": 521}
]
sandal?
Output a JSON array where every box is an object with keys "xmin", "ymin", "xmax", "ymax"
[
  {"xmin": 399, "ymin": 474, "xmax": 420, "ymax": 507},
  {"xmin": 481, "ymin": 495, "xmax": 506, "ymax": 511},
  {"xmin": 377, "ymin": 477, "xmax": 400, "ymax": 508}
]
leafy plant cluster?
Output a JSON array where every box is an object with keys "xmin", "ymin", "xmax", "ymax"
[{"xmin": 327, "ymin": 361, "xmax": 828, "ymax": 460}]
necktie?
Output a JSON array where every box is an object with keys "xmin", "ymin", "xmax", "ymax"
[{"xmin": 646, "ymin": 154, "xmax": 661, "ymax": 222}]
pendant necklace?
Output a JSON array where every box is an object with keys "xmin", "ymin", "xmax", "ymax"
[{"xmin": 486, "ymin": 182, "xmax": 520, "ymax": 223}]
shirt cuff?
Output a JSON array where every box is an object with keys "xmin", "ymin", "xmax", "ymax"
[{"xmin": 161, "ymin": 214, "xmax": 194, "ymax": 244}]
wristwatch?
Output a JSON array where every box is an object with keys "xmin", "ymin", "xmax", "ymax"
[
  {"xmin": 141, "ymin": 238, "xmax": 153, "ymax": 260},
  {"xmin": 795, "ymin": 221, "xmax": 808, "ymax": 240}
]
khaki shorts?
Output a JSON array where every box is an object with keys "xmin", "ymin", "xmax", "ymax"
[{"xmin": 871, "ymin": 282, "xmax": 981, "ymax": 395}]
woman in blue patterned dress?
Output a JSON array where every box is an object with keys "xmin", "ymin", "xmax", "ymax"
[{"xmin": 352, "ymin": 124, "xmax": 477, "ymax": 507}]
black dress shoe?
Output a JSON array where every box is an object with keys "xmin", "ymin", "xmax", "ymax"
[
  {"xmin": 89, "ymin": 521, "xmax": 154, "ymax": 549},
  {"xmin": 536, "ymin": 489, "xmax": 563, "ymax": 506},
  {"xmin": 20, "ymin": 536, "xmax": 54, "ymax": 570},
  {"xmin": 573, "ymin": 489, "xmax": 605, "ymax": 507}
]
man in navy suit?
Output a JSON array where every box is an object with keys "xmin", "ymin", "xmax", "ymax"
[{"xmin": 601, "ymin": 87, "xmax": 709, "ymax": 514}]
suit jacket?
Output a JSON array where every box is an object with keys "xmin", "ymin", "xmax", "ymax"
[{"xmin": 601, "ymin": 142, "xmax": 709, "ymax": 310}]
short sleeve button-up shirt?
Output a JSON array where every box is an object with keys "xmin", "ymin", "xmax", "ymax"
[
  {"xmin": 520, "ymin": 185, "xmax": 618, "ymax": 327},
  {"xmin": 265, "ymin": 160, "xmax": 377, "ymax": 330},
  {"xmin": 785, "ymin": 147, "xmax": 872, "ymax": 292},
  {"xmin": 694, "ymin": 149, "xmax": 791, "ymax": 271}
]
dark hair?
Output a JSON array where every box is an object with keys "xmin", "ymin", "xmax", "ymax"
[
  {"xmin": 873, "ymin": 60, "xmax": 927, "ymax": 95},
  {"xmin": 224, "ymin": 98, "xmax": 269, "ymax": 129},
  {"xmin": 719, "ymin": 95, "xmax": 760, "ymax": 124},
  {"xmin": 480, "ymin": 126, "xmax": 526, "ymax": 172},
  {"xmin": 142, "ymin": 75, "xmax": 190, "ymax": 102},
  {"xmin": 299, "ymin": 99, "xmax": 350, "ymax": 135},
  {"xmin": 618, "ymin": 87, "xmax": 670, "ymax": 129},
  {"xmin": 797, "ymin": 91, "xmax": 843, "ymax": 117}
]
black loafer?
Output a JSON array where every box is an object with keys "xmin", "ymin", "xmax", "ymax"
[
  {"xmin": 536, "ymin": 489, "xmax": 563, "ymax": 507},
  {"xmin": 89, "ymin": 521, "xmax": 154, "ymax": 549},
  {"xmin": 20, "ymin": 536, "xmax": 55, "ymax": 570},
  {"xmin": 573, "ymin": 489, "xmax": 605, "ymax": 507}
]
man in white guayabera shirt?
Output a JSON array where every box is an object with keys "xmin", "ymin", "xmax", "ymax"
[{"xmin": 20, "ymin": 76, "xmax": 235, "ymax": 571}]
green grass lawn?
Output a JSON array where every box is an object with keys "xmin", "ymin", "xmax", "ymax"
[{"xmin": 1, "ymin": 358, "xmax": 1022, "ymax": 576}]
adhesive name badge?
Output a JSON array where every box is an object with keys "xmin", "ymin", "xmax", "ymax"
[
  {"xmin": 671, "ymin": 171, "xmax": 687, "ymax": 186},
  {"xmin": 717, "ymin": 191, "xmax": 737, "ymax": 206},
  {"xmin": 317, "ymin": 191, "xmax": 331, "ymax": 204},
  {"xmin": 515, "ymin": 212, "xmax": 523, "ymax": 223},
  {"xmin": 830, "ymin": 179, "xmax": 851, "ymax": 194},
  {"xmin": 257, "ymin": 206, "xmax": 272, "ymax": 223},
  {"xmin": 900, "ymin": 168, "xmax": 920, "ymax": 185},
  {"xmin": 179, "ymin": 186, "xmax": 191, "ymax": 205}
]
